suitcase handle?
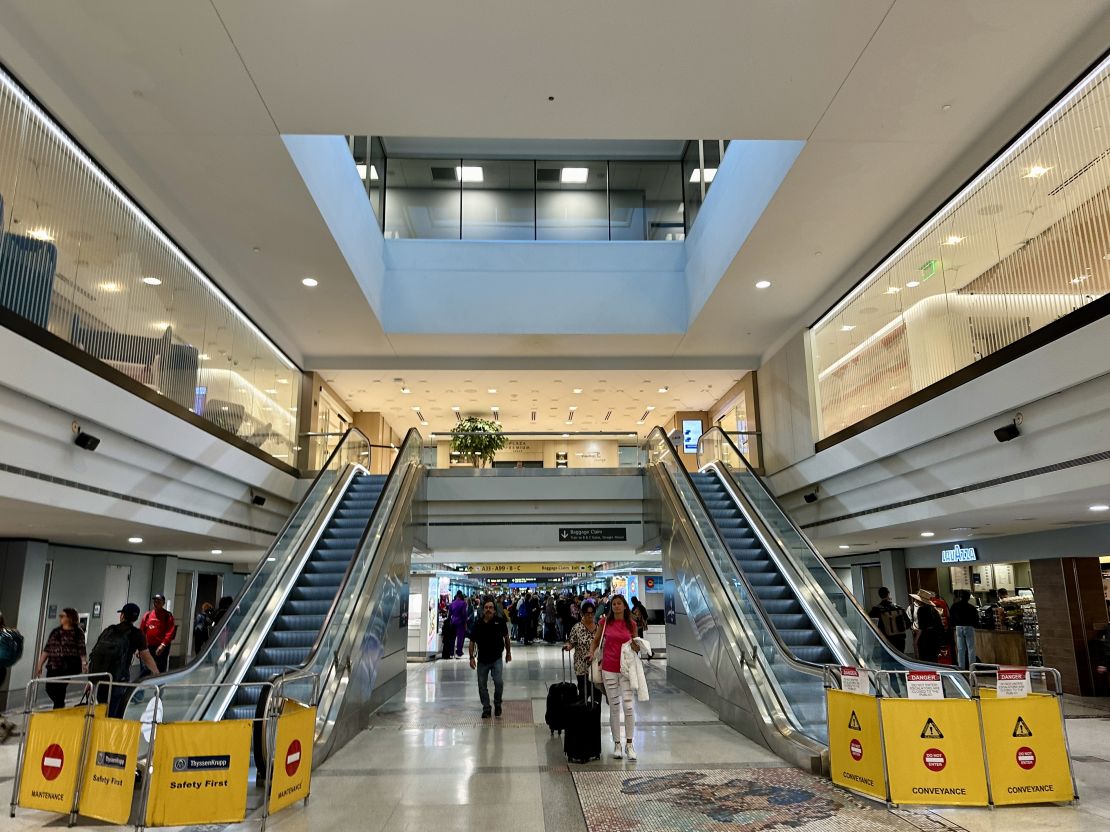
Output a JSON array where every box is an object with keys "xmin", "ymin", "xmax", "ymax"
[{"xmin": 561, "ymin": 643, "xmax": 569, "ymax": 682}]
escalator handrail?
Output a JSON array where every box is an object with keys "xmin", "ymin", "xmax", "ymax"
[
  {"xmin": 700, "ymin": 426, "xmax": 970, "ymax": 684},
  {"xmin": 646, "ymin": 427, "xmax": 824, "ymax": 675},
  {"xmin": 262, "ymin": 427, "xmax": 424, "ymax": 721},
  {"xmin": 158, "ymin": 426, "xmax": 376, "ymax": 684}
]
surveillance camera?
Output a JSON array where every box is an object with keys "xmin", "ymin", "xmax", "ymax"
[{"xmin": 74, "ymin": 431, "xmax": 101, "ymax": 452}]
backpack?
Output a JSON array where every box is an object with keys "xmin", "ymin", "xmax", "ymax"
[
  {"xmin": 88, "ymin": 624, "xmax": 135, "ymax": 682},
  {"xmin": 0, "ymin": 628, "xmax": 24, "ymax": 668},
  {"xmin": 879, "ymin": 606, "xmax": 910, "ymax": 637}
]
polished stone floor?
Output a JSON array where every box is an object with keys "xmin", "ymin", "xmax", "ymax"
[{"xmin": 1, "ymin": 646, "xmax": 1108, "ymax": 831}]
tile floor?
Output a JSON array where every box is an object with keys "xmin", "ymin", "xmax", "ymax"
[{"xmin": 0, "ymin": 646, "xmax": 1107, "ymax": 831}]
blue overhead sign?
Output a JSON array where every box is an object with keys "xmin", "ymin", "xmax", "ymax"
[{"xmin": 941, "ymin": 544, "xmax": 977, "ymax": 564}]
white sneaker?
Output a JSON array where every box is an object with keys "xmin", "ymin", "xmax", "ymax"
[
  {"xmin": 612, "ymin": 742, "xmax": 623, "ymax": 759},
  {"xmin": 625, "ymin": 742, "xmax": 637, "ymax": 760}
]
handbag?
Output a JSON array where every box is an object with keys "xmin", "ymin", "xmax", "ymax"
[{"xmin": 589, "ymin": 616, "xmax": 607, "ymax": 685}]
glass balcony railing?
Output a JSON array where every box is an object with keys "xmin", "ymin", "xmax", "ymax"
[
  {"xmin": 0, "ymin": 67, "xmax": 300, "ymax": 463},
  {"xmin": 811, "ymin": 54, "xmax": 1110, "ymax": 441},
  {"xmin": 348, "ymin": 137, "xmax": 728, "ymax": 242}
]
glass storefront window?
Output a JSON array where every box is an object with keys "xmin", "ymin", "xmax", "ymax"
[
  {"xmin": 383, "ymin": 157, "xmax": 463, "ymax": 239},
  {"xmin": 536, "ymin": 160, "xmax": 609, "ymax": 241},
  {"xmin": 609, "ymin": 161, "xmax": 685, "ymax": 241},
  {"xmin": 461, "ymin": 159, "xmax": 535, "ymax": 240}
]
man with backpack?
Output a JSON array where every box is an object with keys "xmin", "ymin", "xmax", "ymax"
[
  {"xmin": 0, "ymin": 610, "xmax": 23, "ymax": 742},
  {"xmin": 869, "ymin": 586, "xmax": 910, "ymax": 652},
  {"xmin": 89, "ymin": 603, "xmax": 160, "ymax": 717}
]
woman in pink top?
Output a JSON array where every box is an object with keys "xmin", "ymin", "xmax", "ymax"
[{"xmin": 588, "ymin": 594, "xmax": 641, "ymax": 759}]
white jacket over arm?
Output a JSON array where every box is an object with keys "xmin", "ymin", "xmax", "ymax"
[{"xmin": 620, "ymin": 637, "xmax": 653, "ymax": 701}]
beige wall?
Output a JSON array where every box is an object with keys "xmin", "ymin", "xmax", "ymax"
[
  {"xmin": 757, "ymin": 331, "xmax": 817, "ymax": 475},
  {"xmin": 352, "ymin": 411, "xmax": 402, "ymax": 474},
  {"xmin": 663, "ymin": 410, "xmax": 710, "ymax": 472}
]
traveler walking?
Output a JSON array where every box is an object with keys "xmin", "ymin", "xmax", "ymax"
[
  {"xmin": 88, "ymin": 603, "xmax": 160, "ymax": 717},
  {"xmin": 0, "ymin": 611, "xmax": 23, "ymax": 742},
  {"xmin": 630, "ymin": 596, "xmax": 649, "ymax": 633},
  {"xmin": 909, "ymin": 590, "xmax": 946, "ymax": 662},
  {"xmin": 950, "ymin": 590, "xmax": 979, "ymax": 669},
  {"xmin": 543, "ymin": 593, "xmax": 558, "ymax": 643},
  {"xmin": 469, "ymin": 597, "xmax": 512, "ymax": 718},
  {"xmin": 193, "ymin": 602, "xmax": 215, "ymax": 654},
  {"xmin": 140, "ymin": 594, "xmax": 176, "ymax": 674},
  {"xmin": 588, "ymin": 594, "xmax": 642, "ymax": 760},
  {"xmin": 34, "ymin": 608, "xmax": 87, "ymax": 709},
  {"xmin": 564, "ymin": 600, "xmax": 602, "ymax": 700},
  {"xmin": 868, "ymin": 587, "xmax": 910, "ymax": 652},
  {"xmin": 448, "ymin": 591, "xmax": 469, "ymax": 658}
]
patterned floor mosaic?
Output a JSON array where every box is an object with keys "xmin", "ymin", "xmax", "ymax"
[
  {"xmin": 369, "ymin": 698, "xmax": 534, "ymax": 728},
  {"xmin": 572, "ymin": 768, "xmax": 966, "ymax": 832}
]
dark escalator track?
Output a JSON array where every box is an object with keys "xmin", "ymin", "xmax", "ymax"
[
  {"xmin": 690, "ymin": 471, "xmax": 835, "ymax": 666},
  {"xmin": 225, "ymin": 473, "xmax": 387, "ymax": 720}
]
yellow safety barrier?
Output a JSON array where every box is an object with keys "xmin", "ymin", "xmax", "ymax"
[
  {"xmin": 16, "ymin": 707, "xmax": 88, "ymax": 815},
  {"xmin": 77, "ymin": 715, "xmax": 142, "ymax": 824},
  {"xmin": 145, "ymin": 719, "xmax": 253, "ymax": 827},
  {"xmin": 980, "ymin": 694, "xmax": 1075, "ymax": 805},
  {"xmin": 826, "ymin": 689, "xmax": 887, "ymax": 802},
  {"xmin": 881, "ymin": 698, "xmax": 989, "ymax": 806},
  {"xmin": 268, "ymin": 701, "xmax": 317, "ymax": 814}
]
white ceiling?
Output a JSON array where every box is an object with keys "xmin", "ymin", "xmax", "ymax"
[{"xmin": 324, "ymin": 368, "xmax": 745, "ymax": 435}]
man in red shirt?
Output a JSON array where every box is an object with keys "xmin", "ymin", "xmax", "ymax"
[{"xmin": 140, "ymin": 593, "xmax": 176, "ymax": 674}]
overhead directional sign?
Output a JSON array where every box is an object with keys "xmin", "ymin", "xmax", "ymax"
[
  {"xmin": 558, "ymin": 527, "xmax": 626, "ymax": 542},
  {"xmin": 470, "ymin": 562, "xmax": 594, "ymax": 574}
]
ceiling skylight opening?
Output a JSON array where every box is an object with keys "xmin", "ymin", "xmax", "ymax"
[
  {"xmin": 561, "ymin": 167, "xmax": 589, "ymax": 184},
  {"xmin": 456, "ymin": 165, "xmax": 484, "ymax": 183},
  {"xmin": 689, "ymin": 167, "xmax": 717, "ymax": 183}
]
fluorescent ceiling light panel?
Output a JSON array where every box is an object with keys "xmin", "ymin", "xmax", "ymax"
[
  {"xmin": 560, "ymin": 167, "xmax": 589, "ymax": 184},
  {"xmin": 689, "ymin": 168, "xmax": 717, "ymax": 183},
  {"xmin": 456, "ymin": 165, "xmax": 484, "ymax": 183}
]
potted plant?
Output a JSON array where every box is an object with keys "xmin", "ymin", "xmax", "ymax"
[{"xmin": 450, "ymin": 416, "xmax": 507, "ymax": 467}]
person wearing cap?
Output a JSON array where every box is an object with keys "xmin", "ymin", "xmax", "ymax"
[
  {"xmin": 139, "ymin": 593, "xmax": 177, "ymax": 675},
  {"xmin": 909, "ymin": 589, "xmax": 946, "ymax": 662},
  {"xmin": 88, "ymin": 603, "xmax": 159, "ymax": 717}
]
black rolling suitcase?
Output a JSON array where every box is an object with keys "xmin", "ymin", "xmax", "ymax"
[
  {"xmin": 545, "ymin": 650, "xmax": 579, "ymax": 736},
  {"xmin": 564, "ymin": 678, "xmax": 602, "ymax": 763}
]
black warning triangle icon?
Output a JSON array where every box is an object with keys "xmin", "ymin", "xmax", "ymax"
[
  {"xmin": 848, "ymin": 711, "xmax": 862, "ymax": 731},
  {"xmin": 920, "ymin": 718, "xmax": 944, "ymax": 739},
  {"xmin": 1013, "ymin": 716, "xmax": 1033, "ymax": 738}
]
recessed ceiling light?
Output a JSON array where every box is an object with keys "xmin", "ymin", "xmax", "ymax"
[
  {"xmin": 456, "ymin": 165, "xmax": 484, "ymax": 183},
  {"xmin": 401, "ymin": 387, "xmax": 411, "ymax": 394},
  {"xmin": 920, "ymin": 531, "xmax": 935, "ymax": 537},
  {"xmin": 905, "ymin": 280, "xmax": 921, "ymax": 288},
  {"xmin": 646, "ymin": 405, "xmax": 656, "ymax": 411},
  {"xmin": 561, "ymin": 167, "xmax": 588, "ymax": 184},
  {"xmin": 1089, "ymin": 504, "xmax": 1110, "ymax": 512},
  {"xmin": 98, "ymin": 281, "xmax": 123, "ymax": 293},
  {"xmin": 658, "ymin": 386, "xmax": 669, "ymax": 393},
  {"xmin": 277, "ymin": 378, "xmax": 289, "ymax": 385},
  {"xmin": 885, "ymin": 286, "xmax": 901, "ymax": 295},
  {"xmin": 1023, "ymin": 164, "xmax": 1052, "ymax": 179},
  {"xmin": 411, "ymin": 406, "xmax": 421, "ymax": 411},
  {"xmin": 565, "ymin": 420, "xmax": 573, "ymax": 425},
  {"xmin": 142, "ymin": 276, "xmax": 162, "ymax": 286},
  {"xmin": 689, "ymin": 167, "xmax": 717, "ymax": 183},
  {"xmin": 28, "ymin": 227, "xmax": 54, "ymax": 242},
  {"xmin": 301, "ymin": 277, "xmax": 319, "ymax": 287},
  {"xmin": 942, "ymin": 235, "xmax": 964, "ymax": 246},
  {"xmin": 1071, "ymin": 274, "xmax": 1090, "ymax": 284},
  {"xmin": 151, "ymin": 321, "xmax": 171, "ymax": 331},
  {"xmin": 211, "ymin": 549, "xmax": 223, "ymax": 555},
  {"xmin": 755, "ymin": 280, "xmax": 771, "ymax": 289},
  {"xmin": 198, "ymin": 353, "xmax": 210, "ymax": 360},
  {"xmin": 840, "ymin": 324, "xmax": 856, "ymax": 332},
  {"xmin": 838, "ymin": 545, "xmax": 850, "ymax": 550},
  {"xmin": 562, "ymin": 433, "xmax": 570, "ymax": 437},
  {"xmin": 128, "ymin": 536, "xmax": 143, "ymax": 544},
  {"xmin": 573, "ymin": 388, "xmax": 583, "ymax": 394},
  {"xmin": 488, "ymin": 388, "xmax": 497, "ymax": 394},
  {"xmin": 451, "ymin": 405, "xmax": 460, "ymax": 411},
  {"xmin": 568, "ymin": 405, "xmax": 577, "ymax": 411}
]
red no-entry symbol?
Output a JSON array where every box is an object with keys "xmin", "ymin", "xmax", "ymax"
[
  {"xmin": 849, "ymin": 739, "xmax": 863, "ymax": 761},
  {"xmin": 41, "ymin": 744, "xmax": 64, "ymax": 781},
  {"xmin": 923, "ymin": 748, "xmax": 947, "ymax": 772},
  {"xmin": 1016, "ymin": 746, "xmax": 1036, "ymax": 770},
  {"xmin": 285, "ymin": 739, "xmax": 301, "ymax": 777}
]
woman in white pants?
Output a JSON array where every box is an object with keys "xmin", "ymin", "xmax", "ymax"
[{"xmin": 588, "ymin": 594, "xmax": 641, "ymax": 759}]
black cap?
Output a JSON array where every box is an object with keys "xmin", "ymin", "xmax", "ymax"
[
  {"xmin": 152, "ymin": 593, "xmax": 166, "ymax": 602},
  {"xmin": 119, "ymin": 603, "xmax": 141, "ymax": 621}
]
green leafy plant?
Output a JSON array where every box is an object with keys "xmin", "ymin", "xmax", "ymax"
[{"xmin": 450, "ymin": 416, "xmax": 507, "ymax": 467}]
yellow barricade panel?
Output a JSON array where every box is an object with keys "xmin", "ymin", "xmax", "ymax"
[
  {"xmin": 77, "ymin": 717, "xmax": 142, "ymax": 824},
  {"xmin": 826, "ymin": 690, "xmax": 886, "ymax": 801},
  {"xmin": 269, "ymin": 702, "xmax": 317, "ymax": 814},
  {"xmin": 881, "ymin": 698, "xmax": 988, "ymax": 806},
  {"xmin": 17, "ymin": 707, "xmax": 87, "ymax": 815},
  {"xmin": 145, "ymin": 719, "xmax": 252, "ymax": 827},
  {"xmin": 980, "ymin": 695, "xmax": 1075, "ymax": 805}
]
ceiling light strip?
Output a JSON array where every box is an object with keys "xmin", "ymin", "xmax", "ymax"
[
  {"xmin": 815, "ymin": 50, "xmax": 1110, "ymax": 326},
  {"xmin": 0, "ymin": 66, "xmax": 298, "ymax": 371}
]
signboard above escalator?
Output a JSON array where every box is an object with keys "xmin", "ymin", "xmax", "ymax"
[{"xmin": 558, "ymin": 527, "xmax": 627, "ymax": 543}]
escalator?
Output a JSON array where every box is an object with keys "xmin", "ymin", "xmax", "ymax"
[{"xmin": 224, "ymin": 473, "xmax": 387, "ymax": 721}]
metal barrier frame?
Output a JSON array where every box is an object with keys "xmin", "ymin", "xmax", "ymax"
[{"xmin": 824, "ymin": 664, "xmax": 1079, "ymax": 809}]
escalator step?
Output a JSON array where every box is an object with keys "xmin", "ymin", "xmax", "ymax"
[
  {"xmin": 746, "ymin": 573, "xmax": 786, "ymax": 587},
  {"xmin": 256, "ymin": 646, "xmax": 312, "ymax": 666},
  {"xmin": 777, "ymin": 629, "xmax": 825, "ymax": 646},
  {"xmin": 304, "ymin": 560, "xmax": 350, "ymax": 574},
  {"xmin": 266, "ymin": 630, "xmax": 318, "ymax": 648},
  {"xmin": 752, "ymin": 585, "xmax": 792, "ymax": 600},
  {"xmin": 290, "ymin": 585, "xmax": 337, "ymax": 601},
  {"xmin": 793, "ymin": 646, "xmax": 837, "ymax": 663},
  {"xmin": 225, "ymin": 705, "xmax": 258, "ymax": 721},
  {"xmin": 297, "ymin": 572, "xmax": 344, "ymax": 587},
  {"xmin": 762, "ymin": 599, "xmax": 804, "ymax": 614},
  {"xmin": 274, "ymin": 614, "xmax": 325, "ymax": 630},
  {"xmin": 283, "ymin": 599, "xmax": 333, "ymax": 615},
  {"xmin": 769, "ymin": 613, "xmax": 812, "ymax": 630}
]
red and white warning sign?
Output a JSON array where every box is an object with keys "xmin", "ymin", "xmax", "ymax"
[
  {"xmin": 997, "ymin": 668, "xmax": 1031, "ymax": 699},
  {"xmin": 1015, "ymin": 746, "xmax": 1037, "ymax": 771},
  {"xmin": 41, "ymin": 743, "xmax": 64, "ymax": 781},
  {"xmin": 923, "ymin": 747, "xmax": 947, "ymax": 772},
  {"xmin": 849, "ymin": 738, "xmax": 863, "ymax": 761},
  {"xmin": 840, "ymin": 666, "xmax": 871, "ymax": 695},
  {"xmin": 285, "ymin": 739, "xmax": 302, "ymax": 777},
  {"xmin": 907, "ymin": 670, "xmax": 944, "ymax": 700}
]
